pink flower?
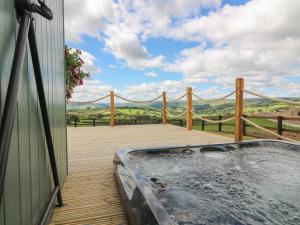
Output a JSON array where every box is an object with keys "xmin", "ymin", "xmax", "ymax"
[
  {"xmin": 76, "ymin": 49, "xmax": 81, "ymax": 54},
  {"xmin": 72, "ymin": 67, "xmax": 80, "ymax": 78},
  {"xmin": 79, "ymin": 57, "xmax": 84, "ymax": 65},
  {"xmin": 66, "ymin": 90, "xmax": 72, "ymax": 99}
]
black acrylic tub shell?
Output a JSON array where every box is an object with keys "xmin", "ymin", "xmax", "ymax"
[{"xmin": 113, "ymin": 140, "xmax": 300, "ymax": 225}]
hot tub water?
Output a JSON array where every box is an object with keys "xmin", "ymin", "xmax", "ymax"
[{"xmin": 130, "ymin": 145, "xmax": 300, "ymax": 225}]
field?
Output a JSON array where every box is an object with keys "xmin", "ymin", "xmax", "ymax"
[
  {"xmin": 67, "ymin": 106, "xmax": 190, "ymax": 124},
  {"xmin": 67, "ymin": 98, "xmax": 299, "ymax": 123},
  {"xmin": 67, "ymin": 107, "xmax": 161, "ymax": 123},
  {"xmin": 192, "ymin": 117, "xmax": 300, "ymax": 141}
]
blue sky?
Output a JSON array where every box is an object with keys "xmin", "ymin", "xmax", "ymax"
[
  {"xmin": 67, "ymin": 36, "xmax": 190, "ymax": 89},
  {"xmin": 65, "ymin": 0, "xmax": 300, "ymax": 101}
]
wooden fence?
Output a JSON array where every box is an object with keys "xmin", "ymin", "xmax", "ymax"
[
  {"xmin": 68, "ymin": 77, "xmax": 300, "ymax": 142},
  {"xmin": 68, "ymin": 114, "xmax": 300, "ymax": 140},
  {"xmin": 69, "ymin": 118, "xmax": 185, "ymax": 127},
  {"xmin": 192, "ymin": 115, "xmax": 300, "ymax": 140}
]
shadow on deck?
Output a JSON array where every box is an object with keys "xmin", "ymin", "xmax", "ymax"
[{"xmin": 50, "ymin": 124, "xmax": 232, "ymax": 225}]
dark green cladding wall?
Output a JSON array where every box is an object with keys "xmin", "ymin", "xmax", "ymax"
[{"xmin": 0, "ymin": 0, "xmax": 67, "ymax": 225}]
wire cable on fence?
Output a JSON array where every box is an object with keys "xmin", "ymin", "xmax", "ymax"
[
  {"xmin": 192, "ymin": 91, "xmax": 235, "ymax": 103},
  {"xmin": 114, "ymin": 94, "xmax": 162, "ymax": 103},
  {"xmin": 167, "ymin": 93, "xmax": 187, "ymax": 102},
  {"xmin": 166, "ymin": 109, "xmax": 186, "ymax": 117},
  {"xmin": 191, "ymin": 110, "xmax": 235, "ymax": 123},
  {"xmin": 243, "ymin": 89, "xmax": 300, "ymax": 105},
  {"xmin": 241, "ymin": 116, "xmax": 298, "ymax": 143},
  {"xmin": 67, "ymin": 94, "xmax": 110, "ymax": 103}
]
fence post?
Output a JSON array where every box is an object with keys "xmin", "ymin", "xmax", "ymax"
[
  {"xmin": 162, "ymin": 92, "xmax": 167, "ymax": 125},
  {"xmin": 74, "ymin": 119, "xmax": 77, "ymax": 127},
  {"xmin": 218, "ymin": 116, "xmax": 222, "ymax": 132},
  {"xmin": 92, "ymin": 119, "xmax": 95, "ymax": 127},
  {"xmin": 110, "ymin": 91, "xmax": 114, "ymax": 127},
  {"xmin": 186, "ymin": 87, "xmax": 193, "ymax": 130},
  {"xmin": 180, "ymin": 119, "xmax": 184, "ymax": 127},
  {"xmin": 277, "ymin": 116, "xmax": 283, "ymax": 139},
  {"xmin": 235, "ymin": 78, "xmax": 244, "ymax": 142},
  {"xmin": 201, "ymin": 120, "xmax": 205, "ymax": 130}
]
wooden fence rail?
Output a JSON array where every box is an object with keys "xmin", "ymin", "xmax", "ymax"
[
  {"xmin": 70, "ymin": 118, "xmax": 185, "ymax": 127},
  {"xmin": 192, "ymin": 115, "xmax": 300, "ymax": 139},
  {"xmin": 69, "ymin": 113, "xmax": 300, "ymax": 141}
]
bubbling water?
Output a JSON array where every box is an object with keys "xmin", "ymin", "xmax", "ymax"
[{"xmin": 131, "ymin": 146, "xmax": 300, "ymax": 225}]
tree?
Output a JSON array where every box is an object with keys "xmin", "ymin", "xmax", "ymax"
[
  {"xmin": 65, "ymin": 45, "xmax": 90, "ymax": 100},
  {"xmin": 67, "ymin": 114, "xmax": 80, "ymax": 124},
  {"xmin": 97, "ymin": 113, "xmax": 104, "ymax": 119},
  {"xmin": 87, "ymin": 114, "xmax": 97, "ymax": 120}
]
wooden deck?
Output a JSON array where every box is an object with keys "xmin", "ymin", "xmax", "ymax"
[{"xmin": 50, "ymin": 124, "xmax": 232, "ymax": 225}]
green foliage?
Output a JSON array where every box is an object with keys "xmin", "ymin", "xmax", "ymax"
[
  {"xmin": 67, "ymin": 114, "xmax": 80, "ymax": 124},
  {"xmin": 65, "ymin": 45, "xmax": 90, "ymax": 99},
  {"xmin": 86, "ymin": 113, "xmax": 97, "ymax": 119},
  {"xmin": 97, "ymin": 113, "xmax": 104, "ymax": 119}
]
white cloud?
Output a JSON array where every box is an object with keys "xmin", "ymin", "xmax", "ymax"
[
  {"xmin": 71, "ymin": 76, "xmax": 300, "ymax": 103},
  {"xmin": 65, "ymin": 0, "xmax": 300, "ymax": 97},
  {"xmin": 181, "ymin": 0, "xmax": 300, "ymax": 45},
  {"xmin": 64, "ymin": 0, "xmax": 117, "ymax": 42},
  {"xmin": 71, "ymin": 79, "xmax": 188, "ymax": 103},
  {"xmin": 120, "ymin": 79, "xmax": 232, "ymax": 101},
  {"xmin": 104, "ymin": 31, "xmax": 165, "ymax": 69},
  {"xmin": 145, "ymin": 71, "xmax": 158, "ymax": 78},
  {"xmin": 163, "ymin": 0, "xmax": 300, "ymax": 96},
  {"xmin": 64, "ymin": 0, "xmax": 220, "ymax": 69},
  {"xmin": 121, "ymin": 80, "xmax": 186, "ymax": 100},
  {"xmin": 80, "ymin": 50, "xmax": 101, "ymax": 75},
  {"xmin": 71, "ymin": 80, "xmax": 114, "ymax": 102},
  {"xmin": 108, "ymin": 64, "xmax": 116, "ymax": 69}
]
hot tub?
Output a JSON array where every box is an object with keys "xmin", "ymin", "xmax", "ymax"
[{"xmin": 113, "ymin": 140, "xmax": 300, "ymax": 225}]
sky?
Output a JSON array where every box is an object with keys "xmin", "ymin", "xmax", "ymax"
[{"xmin": 65, "ymin": 0, "xmax": 300, "ymax": 102}]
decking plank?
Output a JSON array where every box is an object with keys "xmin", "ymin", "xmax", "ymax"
[{"xmin": 50, "ymin": 124, "xmax": 231, "ymax": 225}]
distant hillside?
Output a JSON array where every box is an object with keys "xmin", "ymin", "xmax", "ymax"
[
  {"xmin": 67, "ymin": 102, "xmax": 109, "ymax": 110},
  {"xmin": 67, "ymin": 98, "xmax": 296, "ymax": 115}
]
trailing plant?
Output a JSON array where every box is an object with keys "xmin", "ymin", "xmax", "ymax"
[{"xmin": 65, "ymin": 45, "xmax": 89, "ymax": 100}]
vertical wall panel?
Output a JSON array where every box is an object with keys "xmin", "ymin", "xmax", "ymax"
[
  {"xmin": 0, "ymin": 0, "xmax": 21, "ymax": 224},
  {"xmin": 39, "ymin": 1, "xmax": 51, "ymax": 210},
  {"xmin": 18, "ymin": 51, "xmax": 32, "ymax": 225},
  {"xmin": 4, "ymin": 124, "xmax": 21, "ymax": 225},
  {"xmin": 0, "ymin": 0, "xmax": 67, "ymax": 224},
  {"xmin": 28, "ymin": 45, "xmax": 41, "ymax": 224}
]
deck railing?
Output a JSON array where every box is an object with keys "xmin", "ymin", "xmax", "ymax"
[
  {"xmin": 68, "ymin": 115, "xmax": 300, "ymax": 141},
  {"xmin": 69, "ymin": 118, "xmax": 185, "ymax": 127},
  {"xmin": 68, "ymin": 78, "xmax": 300, "ymax": 143}
]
